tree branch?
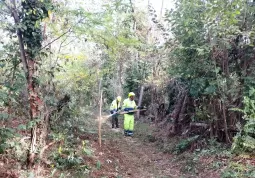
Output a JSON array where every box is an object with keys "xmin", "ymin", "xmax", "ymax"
[
  {"xmin": 40, "ymin": 17, "xmax": 85, "ymax": 51},
  {"xmin": 129, "ymin": 0, "xmax": 136, "ymax": 30},
  {"xmin": 3, "ymin": 0, "xmax": 29, "ymax": 75},
  {"xmin": 40, "ymin": 28, "xmax": 72, "ymax": 50}
]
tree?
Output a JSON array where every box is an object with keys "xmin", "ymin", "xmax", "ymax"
[
  {"xmin": 165, "ymin": 0, "xmax": 255, "ymax": 145},
  {"xmin": 2, "ymin": 0, "xmax": 53, "ymax": 167}
]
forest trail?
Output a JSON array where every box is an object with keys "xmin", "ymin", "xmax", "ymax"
[
  {"xmin": 90, "ymin": 120, "xmax": 179, "ymax": 177},
  {"xmin": 0, "ymin": 115, "xmax": 221, "ymax": 178},
  {"xmin": 88, "ymin": 119, "xmax": 220, "ymax": 178}
]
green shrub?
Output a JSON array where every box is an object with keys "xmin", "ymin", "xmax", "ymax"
[
  {"xmin": 232, "ymin": 88, "xmax": 255, "ymax": 154},
  {"xmin": 0, "ymin": 127, "xmax": 15, "ymax": 153},
  {"xmin": 221, "ymin": 162, "xmax": 255, "ymax": 178},
  {"xmin": 174, "ymin": 135, "xmax": 199, "ymax": 154},
  {"xmin": 53, "ymin": 152, "xmax": 84, "ymax": 170}
]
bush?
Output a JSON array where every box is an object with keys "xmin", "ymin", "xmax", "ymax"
[
  {"xmin": 232, "ymin": 89, "xmax": 255, "ymax": 154},
  {"xmin": 174, "ymin": 135, "xmax": 199, "ymax": 154},
  {"xmin": 0, "ymin": 127, "xmax": 15, "ymax": 153},
  {"xmin": 221, "ymin": 162, "xmax": 255, "ymax": 178}
]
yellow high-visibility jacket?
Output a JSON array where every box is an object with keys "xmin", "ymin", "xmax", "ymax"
[
  {"xmin": 110, "ymin": 99, "xmax": 121, "ymax": 112},
  {"xmin": 122, "ymin": 98, "xmax": 137, "ymax": 112},
  {"xmin": 122, "ymin": 98, "xmax": 137, "ymax": 131}
]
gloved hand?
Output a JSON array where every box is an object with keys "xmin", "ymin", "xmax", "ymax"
[
  {"xmin": 118, "ymin": 107, "xmax": 121, "ymax": 111},
  {"xmin": 110, "ymin": 109, "xmax": 117, "ymax": 114},
  {"xmin": 124, "ymin": 108, "xmax": 131, "ymax": 112},
  {"xmin": 137, "ymin": 106, "xmax": 144, "ymax": 109},
  {"xmin": 127, "ymin": 110, "xmax": 134, "ymax": 115}
]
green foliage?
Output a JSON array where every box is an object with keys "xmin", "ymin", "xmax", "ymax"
[
  {"xmin": 82, "ymin": 140, "xmax": 92, "ymax": 156},
  {"xmin": 0, "ymin": 126, "xmax": 28, "ymax": 161},
  {"xmin": 166, "ymin": 0, "xmax": 216, "ymax": 99},
  {"xmin": 180, "ymin": 155, "xmax": 199, "ymax": 175},
  {"xmin": 174, "ymin": 135, "xmax": 199, "ymax": 154},
  {"xmin": 221, "ymin": 162, "xmax": 255, "ymax": 178},
  {"xmin": 198, "ymin": 139, "xmax": 231, "ymax": 157},
  {"xmin": 21, "ymin": 0, "xmax": 53, "ymax": 57},
  {"xmin": 232, "ymin": 88, "xmax": 255, "ymax": 154},
  {"xmin": 72, "ymin": 0, "xmax": 140, "ymax": 56},
  {"xmin": 50, "ymin": 138, "xmax": 92, "ymax": 170},
  {"xmin": 56, "ymin": 58, "xmax": 98, "ymax": 107},
  {"xmin": 4, "ymin": 0, "xmax": 255, "ymax": 176},
  {"xmin": 96, "ymin": 160, "xmax": 101, "ymax": 170},
  {"xmin": 0, "ymin": 87, "xmax": 9, "ymax": 107},
  {"xmin": 53, "ymin": 152, "xmax": 84, "ymax": 170},
  {"xmin": 134, "ymin": 122, "xmax": 155, "ymax": 142},
  {"xmin": 164, "ymin": 0, "xmax": 255, "ymax": 146},
  {"xmin": 0, "ymin": 127, "xmax": 16, "ymax": 153},
  {"xmin": 0, "ymin": 44, "xmax": 28, "ymax": 116},
  {"xmin": 124, "ymin": 60, "xmax": 151, "ymax": 94}
]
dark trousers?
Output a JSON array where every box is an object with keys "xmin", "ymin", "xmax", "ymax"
[{"xmin": 112, "ymin": 114, "xmax": 119, "ymax": 128}]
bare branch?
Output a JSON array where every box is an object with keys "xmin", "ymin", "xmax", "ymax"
[
  {"xmin": 41, "ymin": 17, "xmax": 85, "ymax": 50},
  {"xmin": 40, "ymin": 28, "xmax": 72, "ymax": 50},
  {"xmin": 1, "ymin": 0, "xmax": 12, "ymax": 14}
]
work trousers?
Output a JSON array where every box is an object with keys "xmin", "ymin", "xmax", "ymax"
[
  {"xmin": 112, "ymin": 114, "xmax": 119, "ymax": 128},
  {"xmin": 124, "ymin": 114, "xmax": 134, "ymax": 135}
]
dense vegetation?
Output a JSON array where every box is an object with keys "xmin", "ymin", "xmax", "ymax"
[{"xmin": 1, "ymin": 0, "xmax": 255, "ymax": 177}]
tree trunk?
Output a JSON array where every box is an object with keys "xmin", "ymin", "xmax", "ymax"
[
  {"xmin": 222, "ymin": 101, "xmax": 231, "ymax": 143},
  {"xmin": 26, "ymin": 57, "xmax": 43, "ymax": 168},
  {"xmin": 118, "ymin": 57, "xmax": 123, "ymax": 96},
  {"xmin": 9, "ymin": 2, "xmax": 43, "ymax": 168},
  {"xmin": 27, "ymin": 126, "xmax": 37, "ymax": 168},
  {"xmin": 137, "ymin": 86, "xmax": 144, "ymax": 119},
  {"xmin": 7, "ymin": 68, "xmax": 16, "ymax": 115},
  {"xmin": 40, "ymin": 106, "xmax": 50, "ymax": 147},
  {"xmin": 11, "ymin": 5, "xmax": 29, "ymax": 75},
  {"xmin": 172, "ymin": 92, "xmax": 186, "ymax": 134}
]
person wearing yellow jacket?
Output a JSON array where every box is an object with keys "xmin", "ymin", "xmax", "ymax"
[
  {"xmin": 110, "ymin": 96, "xmax": 122, "ymax": 128},
  {"xmin": 122, "ymin": 92, "xmax": 138, "ymax": 136}
]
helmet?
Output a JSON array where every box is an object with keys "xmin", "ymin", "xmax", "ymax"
[
  {"xmin": 117, "ymin": 96, "xmax": 121, "ymax": 102},
  {"xmin": 128, "ymin": 92, "xmax": 135, "ymax": 97}
]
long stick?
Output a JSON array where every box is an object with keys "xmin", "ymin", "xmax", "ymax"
[
  {"xmin": 108, "ymin": 109, "xmax": 147, "ymax": 118},
  {"xmin": 98, "ymin": 91, "xmax": 103, "ymax": 147},
  {"xmin": 159, "ymin": 0, "xmax": 164, "ymax": 21}
]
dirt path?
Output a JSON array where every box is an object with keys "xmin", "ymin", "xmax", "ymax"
[
  {"xmin": 89, "ymin": 121, "xmax": 181, "ymax": 178},
  {"xmin": 0, "ymin": 117, "xmax": 221, "ymax": 178},
  {"xmin": 86, "ymin": 117, "xmax": 223, "ymax": 178}
]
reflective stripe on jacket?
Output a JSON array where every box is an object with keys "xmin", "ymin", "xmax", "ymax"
[{"xmin": 122, "ymin": 98, "xmax": 137, "ymax": 111}]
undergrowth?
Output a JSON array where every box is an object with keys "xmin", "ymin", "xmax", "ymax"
[
  {"xmin": 135, "ymin": 122, "xmax": 156, "ymax": 142},
  {"xmin": 221, "ymin": 161, "xmax": 255, "ymax": 178}
]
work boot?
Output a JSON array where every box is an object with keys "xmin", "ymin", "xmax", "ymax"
[
  {"xmin": 128, "ymin": 131, "xmax": 133, "ymax": 137},
  {"xmin": 124, "ymin": 130, "xmax": 128, "ymax": 136}
]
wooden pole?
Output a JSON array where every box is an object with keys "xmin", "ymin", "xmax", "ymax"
[
  {"xmin": 98, "ymin": 91, "xmax": 103, "ymax": 147},
  {"xmin": 159, "ymin": 0, "xmax": 164, "ymax": 22},
  {"xmin": 97, "ymin": 74, "xmax": 102, "ymax": 147},
  {"xmin": 137, "ymin": 86, "xmax": 144, "ymax": 119}
]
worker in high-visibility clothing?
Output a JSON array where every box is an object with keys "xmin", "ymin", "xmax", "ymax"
[
  {"xmin": 122, "ymin": 92, "xmax": 138, "ymax": 136},
  {"xmin": 110, "ymin": 96, "xmax": 122, "ymax": 128}
]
